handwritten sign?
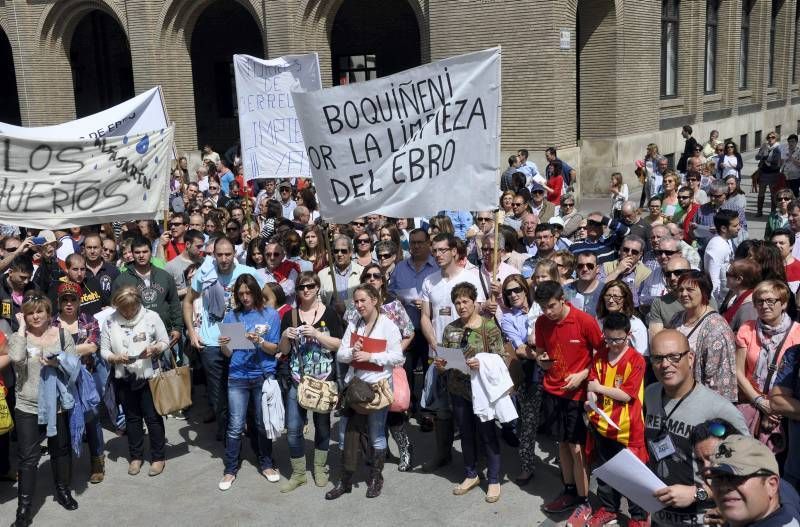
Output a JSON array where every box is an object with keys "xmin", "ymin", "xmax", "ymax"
[
  {"xmin": 0, "ymin": 87, "xmax": 169, "ymax": 141},
  {"xmin": 234, "ymin": 53, "xmax": 322, "ymax": 180},
  {"xmin": 0, "ymin": 127, "xmax": 173, "ymax": 228},
  {"xmin": 292, "ymin": 47, "xmax": 501, "ymax": 223}
]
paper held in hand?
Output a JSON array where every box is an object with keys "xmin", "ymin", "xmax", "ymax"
[
  {"xmin": 219, "ymin": 322, "xmax": 253, "ymax": 350},
  {"xmin": 435, "ymin": 346, "xmax": 470, "ymax": 374},
  {"xmin": 592, "ymin": 449, "xmax": 667, "ymax": 514}
]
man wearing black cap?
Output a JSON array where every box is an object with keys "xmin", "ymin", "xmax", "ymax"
[
  {"xmin": 704, "ymin": 435, "xmax": 798, "ymax": 527},
  {"xmin": 278, "ymin": 181, "xmax": 296, "ymax": 220}
]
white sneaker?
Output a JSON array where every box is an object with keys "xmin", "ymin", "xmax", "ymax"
[
  {"xmin": 218, "ymin": 475, "xmax": 236, "ymax": 491},
  {"xmin": 262, "ymin": 468, "xmax": 280, "ymax": 483}
]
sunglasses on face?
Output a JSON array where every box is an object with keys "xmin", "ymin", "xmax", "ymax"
[
  {"xmin": 333, "ymin": 248, "xmax": 350, "ymax": 254},
  {"xmin": 655, "ymin": 249, "xmax": 679, "ymax": 256},
  {"xmin": 209, "ymin": 186, "xmax": 220, "ymax": 190},
  {"xmin": 779, "ymin": 197, "xmax": 793, "ymax": 202},
  {"xmin": 377, "ymin": 253, "xmax": 393, "ymax": 260},
  {"xmin": 364, "ymin": 273, "xmax": 383, "ymax": 280},
  {"xmin": 577, "ymin": 263, "xmax": 596, "ymax": 270},
  {"xmin": 296, "ymin": 283, "xmax": 317, "ymax": 291},
  {"xmin": 356, "ymin": 239, "xmax": 371, "ymax": 244},
  {"xmin": 563, "ymin": 202, "xmax": 575, "ymax": 207},
  {"xmin": 504, "ymin": 286, "xmax": 524, "ymax": 295},
  {"xmin": 169, "ymin": 222, "xmax": 184, "ymax": 228},
  {"xmin": 621, "ymin": 247, "xmax": 641, "ymax": 255},
  {"xmin": 351, "ymin": 222, "xmax": 366, "ymax": 227},
  {"xmin": 476, "ymin": 217, "xmax": 493, "ymax": 222},
  {"xmin": 664, "ymin": 269, "xmax": 689, "ymax": 278}
]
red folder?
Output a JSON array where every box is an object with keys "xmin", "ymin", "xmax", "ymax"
[{"xmin": 350, "ymin": 334, "xmax": 387, "ymax": 372}]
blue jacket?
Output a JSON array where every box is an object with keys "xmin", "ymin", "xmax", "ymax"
[
  {"xmin": 37, "ymin": 352, "xmax": 80, "ymax": 437},
  {"xmin": 69, "ymin": 365, "xmax": 100, "ymax": 456}
]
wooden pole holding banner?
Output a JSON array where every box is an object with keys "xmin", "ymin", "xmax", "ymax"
[
  {"xmin": 321, "ymin": 223, "xmax": 339, "ymax": 301},
  {"xmin": 491, "ymin": 209, "xmax": 500, "ymax": 283}
]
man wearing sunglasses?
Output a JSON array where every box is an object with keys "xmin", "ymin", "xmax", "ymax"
[
  {"xmin": 564, "ymin": 252, "xmax": 603, "ymax": 317},
  {"xmin": 318, "ymin": 235, "xmax": 362, "ymax": 315},
  {"xmin": 569, "ymin": 211, "xmax": 629, "ymax": 265},
  {"xmin": 156, "ymin": 212, "xmax": 188, "ymax": 262},
  {"xmin": 646, "ymin": 330, "xmax": 748, "ymax": 527},
  {"xmin": 704, "ymin": 435, "xmax": 797, "ymax": 527},
  {"xmin": 602, "ymin": 235, "xmax": 651, "ymax": 307},
  {"xmin": 639, "ymin": 236, "xmax": 682, "ymax": 315},
  {"xmin": 647, "ymin": 257, "xmax": 694, "ymax": 339}
]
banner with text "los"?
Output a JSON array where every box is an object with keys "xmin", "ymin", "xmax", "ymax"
[
  {"xmin": 292, "ymin": 47, "xmax": 501, "ymax": 223},
  {"xmin": 0, "ymin": 87, "xmax": 169, "ymax": 141},
  {"xmin": 0, "ymin": 127, "xmax": 174, "ymax": 229},
  {"xmin": 234, "ymin": 53, "xmax": 322, "ymax": 181}
]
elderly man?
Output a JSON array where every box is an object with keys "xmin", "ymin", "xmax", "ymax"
[
  {"xmin": 570, "ymin": 212, "xmax": 628, "ymax": 264},
  {"xmin": 620, "ymin": 201, "xmax": 651, "ymax": 249},
  {"xmin": 319, "ymin": 235, "xmax": 363, "ymax": 313},
  {"xmin": 666, "ymin": 222, "xmax": 702, "ymax": 269},
  {"xmin": 642, "ymin": 224, "xmax": 670, "ymax": 270},
  {"xmin": 478, "ymin": 233, "xmax": 517, "ymax": 320},
  {"xmin": 530, "ymin": 183, "xmax": 555, "ymax": 223},
  {"xmin": 602, "ymin": 235, "xmax": 651, "ymax": 307},
  {"xmin": 639, "ymin": 236, "xmax": 682, "ymax": 315},
  {"xmin": 646, "ymin": 330, "xmax": 749, "ymax": 527},
  {"xmin": 515, "ymin": 213, "xmax": 539, "ymax": 255}
]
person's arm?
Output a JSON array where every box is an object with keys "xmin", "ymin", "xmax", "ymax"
[
  {"xmin": 735, "ymin": 338, "xmax": 761, "ymax": 404},
  {"xmin": 588, "ymin": 380, "xmax": 632, "ymax": 403},
  {"xmin": 0, "ymin": 237, "xmax": 34, "ymax": 274},
  {"xmin": 420, "ymin": 300, "xmax": 437, "ymax": 348},
  {"xmin": 336, "ymin": 324, "xmax": 354, "ymax": 363},
  {"xmin": 704, "ymin": 243, "xmax": 723, "ymax": 301},
  {"xmin": 770, "ymin": 385, "xmax": 800, "ymax": 420},
  {"xmin": 183, "ymin": 287, "xmax": 204, "ymax": 348},
  {"xmin": 7, "ymin": 333, "xmax": 26, "ymax": 365},
  {"xmin": 254, "ymin": 311, "xmax": 280, "ymax": 355},
  {"xmin": 166, "ymin": 274, "xmax": 183, "ymax": 346}
]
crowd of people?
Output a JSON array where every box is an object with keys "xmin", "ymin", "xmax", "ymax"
[{"xmin": 0, "ymin": 136, "xmax": 799, "ymax": 527}]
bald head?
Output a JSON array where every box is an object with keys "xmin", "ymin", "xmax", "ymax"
[
  {"xmin": 651, "ymin": 329, "xmax": 696, "ymax": 394},
  {"xmin": 621, "ymin": 201, "xmax": 638, "ymax": 215},
  {"xmin": 651, "ymin": 329, "xmax": 688, "ymax": 353}
]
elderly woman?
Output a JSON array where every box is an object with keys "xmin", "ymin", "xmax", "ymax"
[
  {"xmin": 735, "ymin": 280, "xmax": 800, "ymax": 440},
  {"xmin": 326, "ymin": 284, "xmax": 402, "ymax": 500},
  {"xmin": 436, "ymin": 282, "xmax": 507, "ymax": 503},
  {"xmin": 374, "ymin": 240, "xmax": 400, "ymax": 283},
  {"xmin": 558, "ymin": 193, "xmax": 583, "ymax": 241},
  {"xmin": 766, "ymin": 188, "xmax": 793, "ymax": 239},
  {"xmin": 100, "ymin": 286, "xmax": 170, "ymax": 477},
  {"xmin": 8, "ymin": 292, "xmax": 80, "ymax": 526},
  {"xmin": 667, "ymin": 271, "xmax": 737, "ymax": 401},
  {"xmin": 499, "ymin": 274, "xmax": 541, "ymax": 486},
  {"xmin": 596, "ymin": 280, "xmax": 648, "ymax": 355},
  {"xmin": 720, "ymin": 258, "xmax": 761, "ymax": 332}
]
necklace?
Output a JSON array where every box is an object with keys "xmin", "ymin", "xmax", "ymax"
[{"xmin": 683, "ymin": 305, "xmax": 710, "ymax": 326}]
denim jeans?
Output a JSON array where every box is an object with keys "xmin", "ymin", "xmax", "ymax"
[
  {"xmin": 286, "ymin": 383, "xmax": 330, "ymax": 458},
  {"xmin": 452, "ymin": 394, "xmax": 501, "ymax": 484},
  {"xmin": 224, "ymin": 376, "xmax": 274, "ymax": 475},
  {"xmin": 201, "ymin": 346, "xmax": 229, "ymax": 438},
  {"xmin": 337, "ymin": 407, "xmax": 390, "ymax": 450}
]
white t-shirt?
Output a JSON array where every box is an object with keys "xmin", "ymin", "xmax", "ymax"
[
  {"xmin": 421, "ymin": 267, "xmax": 486, "ymax": 342},
  {"xmin": 704, "ymin": 235, "xmax": 734, "ymax": 304}
]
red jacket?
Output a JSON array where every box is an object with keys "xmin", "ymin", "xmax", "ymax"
[{"xmin": 681, "ymin": 202, "xmax": 700, "ymax": 242}]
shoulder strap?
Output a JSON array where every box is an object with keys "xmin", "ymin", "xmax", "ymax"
[
  {"xmin": 291, "ymin": 308, "xmax": 298, "ymax": 328},
  {"xmin": 762, "ymin": 322, "xmax": 795, "ymax": 392},
  {"xmin": 685, "ymin": 311, "xmax": 716, "ymax": 340},
  {"xmin": 59, "ymin": 327, "xmax": 65, "ymax": 351},
  {"xmin": 291, "ymin": 308, "xmax": 304, "ymax": 375}
]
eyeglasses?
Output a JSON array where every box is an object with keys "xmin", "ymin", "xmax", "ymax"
[
  {"xmin": 604, "ymin": 294, "xmax": 624, "ymax": 302},
  {"xmin": 562, "ymin": 202, "xmax": 575, "ymax": 207},
  {"xmin": 351, "ymin": 221, "xmax": 366, "ymax": 227},
  {"xmin": 377, "ymin": 253, "xmax": 393, "ymax": 260},
  {"xmin": 356, "ymin": 239, "xmax": 371, "ymax": 244},
  {"xmin": 333, "ymin": 248, "xmax": 350, "ymax": 254},
  {"xmin": 577, "ymin": 263, "xmax": 596, "ymax": 270},
  {"xmin": 209, "ymin": 186, "xmax": 220, "ymax": 190},
  {"xmin": 779, "ymin": 197, "xmax": 793, "ymax": 202},
  {"xmin": 481, "ymin": 246, "xmax": 496, "ymax": 252},
  {"xmin": 512, "ymin": 202, "xmax": 525, "ymax": 207},
  {"xmin": 686, "ymin": 177, "xmax": 699, "ymax": 182},
  {"xmin": 754, "ymin": 298, "xmax": 781, "ymax": 307},
  {"xmin": 476, "ymin": 217, "xmax": 493, "ymax": 222},
  {"xmin": 169, "ymin": 222, "xmax": 184, "ymax": 228},
  {"xmin": 621, "ymin": 247, "xmax": 641, "ymax": 255},
  {"xmin": 664, "ymin": 269, "xmax": 689, "ymax": 278},
  {"xmin": 649, "ymin": 350, "xmax": 690, "ymax": 364},
  {"xmin": 768, "ymin": 136, "xmax": 777, "ymax": 140},
  {"xmin": 225, "ymin": 226, "xmax": 239, "ymax": 231},
  {"xmin": 655, "ymin": 249, "xmax": 679, "ymax": 256},
  {"xmin": 296, "ymin": 283, "xmax": 317, "ymax": 291},
  {"xmin": 603, "ymin": 336, "xmax": 628, "ymax": 344},
  {"xmin": 504, "ymin": 286, "xmax": 524, "ymax": 295},
  {"xmin": 3, "ymin": 246, "xmax": 19, "ymax": 252},
  {"xmin": 710, "ymin": 193, "xmax": 726, "ymax": 198},
  {"xmin": 364, "ymin": 273, "xmax": 383, "ymax": 280}
]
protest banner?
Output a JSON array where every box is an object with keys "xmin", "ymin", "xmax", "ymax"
[
  {"xmin": 0, "ymin": 87, "xmax": 169, "ymax": 141},
  {"xmin": 234, "ymin": 53, "xmax": 322, "ymax": 181},
  {"xmin": 292, "ymin": 47, "xmax": 501, "ymax": 223},
  {"xmin": 0, "ymin": 127, "xmax": 174, "ymax": 229}
]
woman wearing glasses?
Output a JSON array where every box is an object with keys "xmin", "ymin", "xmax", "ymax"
[
  {"xmin": 668, "ymin": 271, "xmax": 737, "ymax": 401},
  {"xmin": 735, "ymin": 280, "xmax": 800, "ymax": 441},
  {"xmin": 8, "ymin": 293, "xmax": 80, "ymax": 526},
  {"xmin": 766, "ymin": 188, "xmax": 794, "ymax": 239},
  {"xmin": 595, "ymin": 280, "xmax": 648, "ymax": 355},
  {"xmin": 558, "ymin": 193, "xmax": 583, "ymax": 241},
  {"xmin": 343, "ymin": 264, "xmax": 415, "ymax": 471},
  {"xmin": 353, "ymin": 233, "xmax": 375, "ymax": 267},
  {"xmin": 374, "ymin": 240, "xmax": 399, "ymax": 283},
  {"xmin": 499, "ymin": 274, "xmax": 542, "ymax": 486},
  {"xmin": 498, "ymin": 191, "xmax": 515, "ymax": 224},
  {"xmin": 277, "ymin": 271, "xmax": 343, "ymax": 492},
  {"xmin": 755, "ymin": 131, "xmax": 783, "ymax": 217},
  {"xmin": 719, "ymin": 142, "xmax": 743, "ymax": 181}
]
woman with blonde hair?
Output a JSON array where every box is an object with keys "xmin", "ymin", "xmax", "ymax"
[
  {"xmin": 659, "ymin": 170, "xmax": 683, "ymax": 218},
  {"xmin": 100, "ymin": 286, "xmax": 170, "ymax": 477}
]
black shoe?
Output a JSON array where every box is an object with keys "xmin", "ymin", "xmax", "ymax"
[
  {"xmin": 418, "ymin": 416, "xmax": 434, "ymax": 433},
  {"xmin": 12, "ymin": 494, "xmax": 33, "ymax": 527},
  {"xmin": 514, "ymin": 470, "xmax": 535, "ymax": 485},
  {"xmin": 54, "ymin": 487, "xmax": 78, "ymax": 511},
  {"xmin": 324, "ymin": 472, "xmax": 353, "ymax": 500},
  {"xmin": 366, "ymin": 449, "xmax": 386, "ymax": 498},
  {"xmin": 501, "ymin": 426, "xmax": 520, "ymax": 448},
  {"xmin": 202, "ymin": 411, "xmax": 216, "ymax": 424}
]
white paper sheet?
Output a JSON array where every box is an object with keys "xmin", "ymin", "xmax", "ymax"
[
  {"xmin": 588, "ymin": 399, "xmax": 620, "ymax": 430},
  {"xmin": 219, "ymin": 322, "xmax": 253, "ymax": 350},
  {"xmin": 592, "ymin": 449, "xmax": 667, "ymax": 514},
  {"xmin": 93, "ymin": 307, "xmax": 116, "ymax": 328},
  {"xmin": 435, "ymin": 346, "xmax": 470, "ymax": 374}
]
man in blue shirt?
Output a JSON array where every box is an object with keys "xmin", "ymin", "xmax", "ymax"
[
  {"xmin": 183, "ymin": 237, "xmax": 266, "ymax": 440},
  {"xmin": 216, "ymin": 160, "xmax": 236, "ymax": 196},
  {"xmin": 438, "ymin": 210, "xmax": 473, "ymax": 240},
  {"xmin": 569, "ymin": 212, "xmax": 628, "ymax": 264},
  {"xmin": 516, "ymin": 149, "xmax": 542, "ymax": 188}
]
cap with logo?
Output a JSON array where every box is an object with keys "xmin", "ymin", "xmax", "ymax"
[
  {"xmin": 705, "ymin": 435, "xmax": 779, "ymax": 477},
  {"xmin": 57, "ymin": 281, "xmax": 83, "ymax": 300}
]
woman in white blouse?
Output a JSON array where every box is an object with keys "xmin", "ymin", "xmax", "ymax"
[{"xmin": 326, "ymin": 284, "xmax": 402, "ymax": 501}]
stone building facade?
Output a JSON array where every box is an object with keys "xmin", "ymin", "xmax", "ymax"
[{"xmin": 0, "ymin": 0, "xmax": 798, "ymax": 196}]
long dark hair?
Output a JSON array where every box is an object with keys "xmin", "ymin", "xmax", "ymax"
[
  {"xmin": 232, "ymin": 274, "xmax": 265, "ymax": 313},
  {"xmin": 245, "ymin": 238, "xmax": 264, "ymax": 268},
  {"xmin": 360, "ymin": 263, "xmax": 392, "ymax": 304}
]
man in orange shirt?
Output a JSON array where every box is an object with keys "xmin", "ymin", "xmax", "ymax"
[
  {"xmin": 534, "ymin": 281, "xmax": 603, "ymax": 524},
  {"xmin": 585, "ymin": 312, "xmax": 648, "ymax": 527}
]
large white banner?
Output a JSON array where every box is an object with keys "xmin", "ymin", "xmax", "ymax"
[
  {"xmin": 292, "ymin": 47, "xmax": 501, "ymax": 223},
  {"xmin": 0, "ymin": 127, "xmax": 174, "ymax": 229},
  {"xmin": 234, "ymin": 53, "xmax": 322, "ymax": 180},
  {"xmin": 0, "ymin": 87, "xmax": 169, "ymax": 141}
]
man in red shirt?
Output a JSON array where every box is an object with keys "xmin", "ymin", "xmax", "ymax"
[
  {"xmin": 534, "ymin": 281, "xmax": 603, "ymax": 522},
  {"xmin": 157, "ymin": 212, "xmax": 188, "ymax": 262},
  {"xmin": 585, "ymin": 312, "xmax": 648, "ymax": 527},
  {"xmin": 770, "ymin": 228, "xmax": 800, "ymax": 293}
]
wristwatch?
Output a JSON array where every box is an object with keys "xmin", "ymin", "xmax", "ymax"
[{"xmin": 695, "ymin": 486, "xmax": 708, "ymax": 503}]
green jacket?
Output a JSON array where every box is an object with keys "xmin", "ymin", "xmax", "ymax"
[{"xmin": 112, "ymin": 266, "xmax": 183, "ymax": 333}]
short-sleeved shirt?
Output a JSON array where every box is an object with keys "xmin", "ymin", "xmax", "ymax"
[
  {"xmin": 279, "ymin": 305, "xmax": 344, "ymax": 383},
  {"xmin": 421, "ymin": 268, "xmax": 485, "ymax": 343},
  {"xmin": 222, "ymin": 307, "xmax": 281, "ymax": 379},
  {"xmin": 534, "ymin": 303, "xmax": 603, "ymax": 401},
  {"xmin": 588, "ymin": 346, "xmax": 646, "ymax": 460}
]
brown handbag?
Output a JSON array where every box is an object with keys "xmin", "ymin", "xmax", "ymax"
[
  {"xmin": 351, "ymin": 377, "xmax": 394, "ymax": 414},
  {"xmin": 148, "ymin": 353, "xmax": 192, "ymax": 416},
  {"xmin": 293, "ymin": 309, "xmax": 339, "ymax": 413}
]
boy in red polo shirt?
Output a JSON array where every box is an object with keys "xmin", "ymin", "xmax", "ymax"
[
  {"xmin": 585, "ymin": 312, "xmax": 648, "ymax": 527},
  {"xmin": 534, "ymin": 281, "xmax": 603, "ymax": 525}
]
